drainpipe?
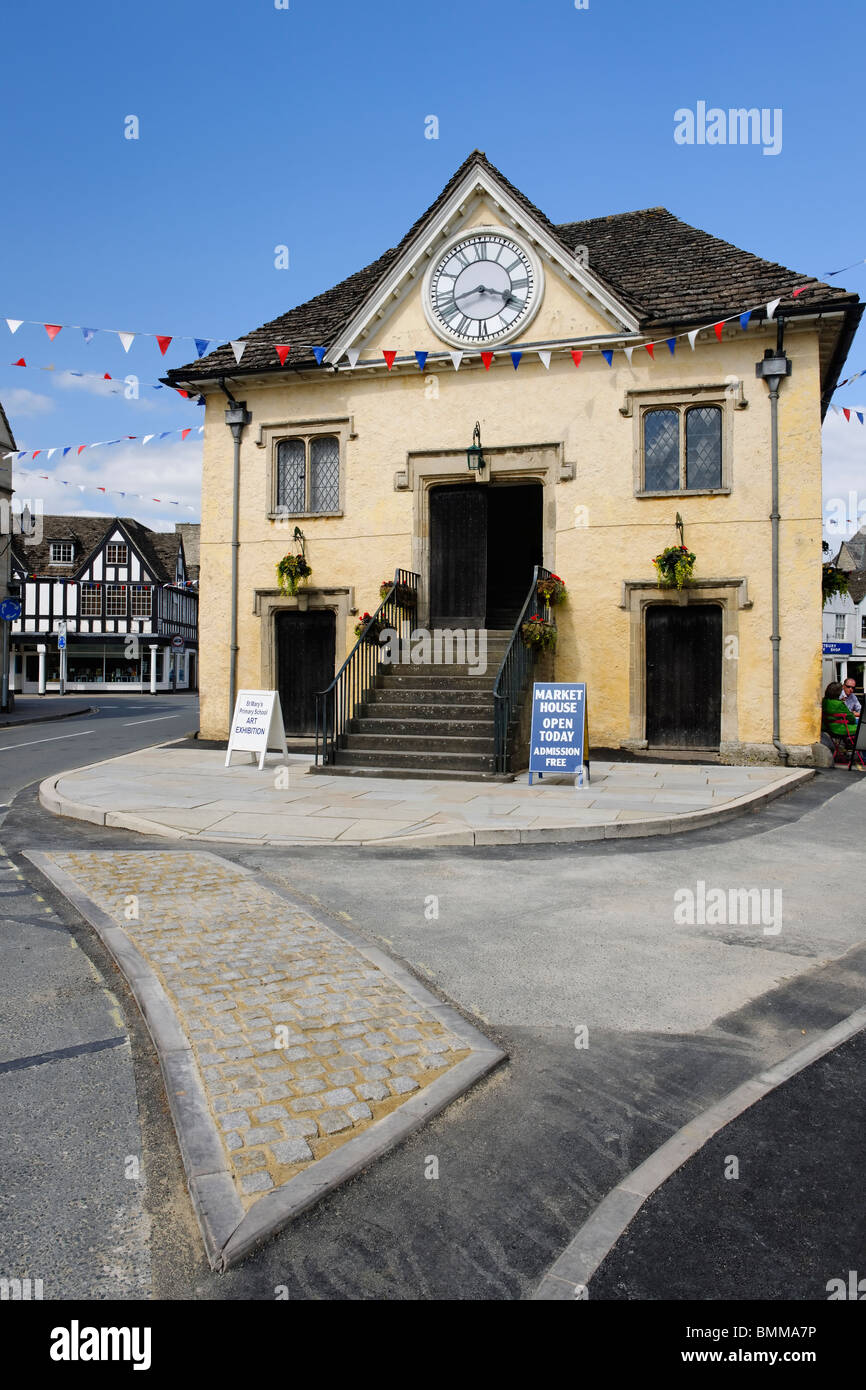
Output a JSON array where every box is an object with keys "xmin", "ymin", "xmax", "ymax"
[
  {"xmin": 218, "ymin": 379, "xmax": 251, "ymax": 732},
  {"xmin": 755, "ymin": 321, "xmax": 792, "ymax": 764}
]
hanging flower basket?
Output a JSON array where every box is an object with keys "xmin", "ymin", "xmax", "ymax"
[
  {"xmin": 379, "ymin": 578, "xmax": 417, "ymax": 607},
  {"xmin": 354, "ymin": 612, "xmax": 383, "ymax": 643},
  {"xmin": 536, "ymin": 574, "xmax": 567, "ymax": 607},
  {"xmin": 276, "ymin": 552, "xmax": 312, "ymax": 596},
  {"xmin": 520, "ymin": 614, "xmax": 557, "ymax": 651},
  {"xmin": 653, "ymin": 544, "xmax": 696, "ymax": 591}
]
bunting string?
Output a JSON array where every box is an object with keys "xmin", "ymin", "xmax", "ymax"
[
  {"xmin": 3, "ymin": 424, "xmax": 204, "ymax": 463},
  {"xmin": 7, "ymin": 357, "xmax": 205, "ymax": 402},
  {"xmin": 11, "ymin": 465, "xmax": 198, "ymax": 511}
]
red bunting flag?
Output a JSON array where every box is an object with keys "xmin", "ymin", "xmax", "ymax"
[
  {"xmin": 714, "ymin": 322, "xmax": 724, "ymax": 341},
  {"xmin": 13, "ymin": 358, "xmax": 25, "ymax": 366},
  {"xmin": 181, "ymin": 428, "xmax": 191, "ymax": 440},
  {"xmin": 97, "ymin": 487, "xmax": 106, "ymax": 493},
  {"xmin": 383, "ymin": 350, "xmax": 397, "ymax": 370},
  {"xmin": 645, "ymin": 343, "xmax": 655, "ymax": 359},
  {"xmin": 571, "ymin": 350, "xmax": 583, "ymax": 368},
  {"xmin": 175, "ymin": 389, "xmax": 189, "ymax": 398},
  {"xmin": 792, "ymin": 285, "xmax": 807, "ymax": 298},
  {"xmin": 274, "ymin": 345, "xmax": 291, "ymax": 366},
  {"xmin": 155, "ymin": 336, "xmax": 172, "ymax": 356},
  {"xmin": 103, "ymin": 373, "xmax": 112, "ymax": 380},
  {"xmin": 78, "ymin": 445, "xmax": 87, "ymax": 455},
  {"xmin": 843, "ymin": 408, "xmax": 851, "ymax": 421},
  {"xmin": 32, "ymin": 451, "xmax": 40, "ymax": 460},
  {"xmin": 44, "ymin": 324, "xmax": 62, "ymax": 341},
  {"xmin": 481, "ymin": 351, "xmax": 494, "ymax": 370}
]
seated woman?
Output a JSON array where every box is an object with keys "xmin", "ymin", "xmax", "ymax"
[{"xmin": 823, "ymin": 681, "xmax": 857, "ymax": 740}]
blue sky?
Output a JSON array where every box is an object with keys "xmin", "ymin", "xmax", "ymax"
[{"xmin": 2, "ymin": 0, "xmax": 863, "ymax": 535}]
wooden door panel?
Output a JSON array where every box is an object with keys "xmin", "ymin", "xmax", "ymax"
[
  {"xmin": 645, "ymin": 605, "xmax": 722, "ymax": 747},
  {"xmin": 275, "ymin": 610, "xmax": 336, "ymax": 736}
]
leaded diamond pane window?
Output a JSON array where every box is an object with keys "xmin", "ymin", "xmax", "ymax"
[
  {"xmin": 686, "ymin": 407, "xmax": 722, "ymax": 489},
  {"xmin": 275, "ymin": 435, "xmax": 341, "ymax": 514},
  {"xmin": 276, "ymin": 439, "xmax": 306, "ymax": 514},
  {"xmin": 643, "ymin": 410, "xmax": 679, "ymax": 491},
  {"xmin": 309, "ymin": 435, "xmax": 340, "ymax": 513}
]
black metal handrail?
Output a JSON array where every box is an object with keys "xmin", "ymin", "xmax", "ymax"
[
  {"xmin": 315, "ymin": 568, "xmax": 419, "ymax": 766},
  {"xmin": 492, "ymin": 566, "xmax": 553, "ymax": 775}
]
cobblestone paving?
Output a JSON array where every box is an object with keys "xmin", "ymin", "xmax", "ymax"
[{"xmin": 46, "ymin": 851, "xmax": 469, "ymax": 1208}]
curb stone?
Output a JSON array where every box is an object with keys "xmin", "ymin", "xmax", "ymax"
[
  {"xmin": 26, "ymin": 849, "xmax": 506, "ymax": 1271},
  {"xmin": 530, "ymin": 1003, "xmax": 866, "ymax": 1301}
]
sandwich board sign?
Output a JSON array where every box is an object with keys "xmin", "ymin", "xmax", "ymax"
[
  {"xmin": 528, "ymin": 682, "xmax": 590, "ymax": 786},
  {"xmin": 225, "ymin": 690, "xmax": 288, "ymax": 769}
]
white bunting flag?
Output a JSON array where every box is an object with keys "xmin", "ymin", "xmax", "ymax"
[
  {"xmin": 46, "ymin": 449, "xmax": 56, "ymax": 460},
  {"xmin": 6, "ymin": 319, "xmax": 22, "ymax": 334},
  {"xmin": 687, "ymin": 329, "xmax": 699, "ymax": 351},
  {"xmin": 346, "ymin": 347, "xmax": 361, "ymax": 368},
  {"xmin": 142, "ymin": 435, "xmax": 154, "ymax": 446},
  {"xmin": 230, "ymin": 340, "xmax": 247, "ymax": 363},
  {"xmin": 537, "ymin": 350, "xmax": 551, "ymax": 370},
  {"xmin": 77, "ymin": 484, "xmax": 86, "ymax": 492},
  {"xmin": 449, "ymin": 350, "xmax": 463, "ymax": 371},
  {"xmin": 624, "ymin": 346, "xmax": 634, "ymax": 365},
  {"xmin": 117, "ymin": 332, "xmax": 135, "ymax": 353},
  {"xmin": 766, "ymin": 298, "xmax": 781, "ymax": 320}
]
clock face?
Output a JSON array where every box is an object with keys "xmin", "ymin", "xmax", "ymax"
[{"xmin": 426, "ymin": 232, "xmax": 540, "ymax": 346}]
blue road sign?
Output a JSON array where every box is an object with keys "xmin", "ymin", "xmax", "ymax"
[
  {"xmin": 0, "ymin": 598, "xmax": 21, "ymax": 621},
  {"xmin": 58, "ymin": 635, "xmax": 66, "ymax": 650}
]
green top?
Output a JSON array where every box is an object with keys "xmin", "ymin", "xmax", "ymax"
[{"xmin": 823, "ymin": 698, "xmax": 856, "ymax": 738}]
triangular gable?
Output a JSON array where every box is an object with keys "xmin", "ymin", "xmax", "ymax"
[
  {"xmin": 72, "ymin": 519, "xmax": 161, "ymax": 583},
  {"xmin": 326, "ymin": 156, "xmax": 639, "ymax": 363}
]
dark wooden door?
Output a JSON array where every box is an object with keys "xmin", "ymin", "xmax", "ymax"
[
  {"xmin": 275, "ymin": 610, "xmax": 336, "ymax": 736},
  {"xmin": 645, "ymin": 604, "xmax": 722, "ymax": 747},
  {"xmin": 429, "ymin": 484, "xmax": 487, "ymax": 626},
  {"xmin": 486, "ymin": 484, "xmax": 543, "ymax": 628}
]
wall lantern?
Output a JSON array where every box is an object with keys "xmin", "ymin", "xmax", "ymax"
[{"xmin": 466, "ymin": 421, "xmax": 486, "ymax": 473}]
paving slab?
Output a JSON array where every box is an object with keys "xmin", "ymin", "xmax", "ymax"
[
  {"xmin": 28, "ymin": 848, "xmax": 504, "ymax": 1270},
  {"xmin": 41, "ymin": 745, "xmax": 813, "ymax": 848}
]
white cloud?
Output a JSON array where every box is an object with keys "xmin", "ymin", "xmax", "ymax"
[
  {"xmin": 822, "ymin": 411, "xmax": 866, "ymax": 541},
  {"xmin": 2, "ymin": 387, "xmax": 55, "ymax": 417},
  {"xmin": 11, "ymin": 439, "xmax": 201, "ymax": 529}
]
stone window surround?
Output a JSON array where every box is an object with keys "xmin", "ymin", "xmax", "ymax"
[
  {"xmin": 619, "ymin": 382, "xmax": 747, "ymax": 498},
  {"xmin": 255, "ymin": 416, "xmax": 356, "ymax": 521},
  {"xmin": 397, "ymin": 442, "xmax": 574, "ymax": 627},
  {"xmin": 618, "ymin": 577, "xmax": 752, "ymax": 750},
  {"xmin": 252, "ymin": 586, "xmax": 355, "ymax": 692}
]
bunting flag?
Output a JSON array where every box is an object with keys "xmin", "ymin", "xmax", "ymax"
[
  {"xmin": 571, "ymin": 349, "xmax": 583, "ymax": 368},
  {"xmin": 195, "ymin": 339, "xmax": 210, "ymax": 358},
  {"xmin": 645, "ymin": 343, "xmax": 655, "ymax": 360},
  {"xmin": 835, "ymin": 369, "xmax": 865, "ymax": 390},
  {"xmin": 382, "ymin": 350, "xmax": 397, "ymax": 371},
  {"xmin": 415, "ymin": 350, "xmax": 429, "ymax": 371},
  {"xmin": 5, "ymin": 423, "xmax": 203, "ymax": 463},
  {"xmin": 274, "ymin": 345, "xmax": 290, "ymax": 366},
  {"xmin": 117, "ymin": 332, "xmax": 135, "ymax": 353},
  {"xmin": 346, "ymin": 347, "xmax": 361, "ymax": 368},
  {"xmin": 829, "ymin": 405, "xmax": 866, "ymax": 424},
  {"xmin": 537, "ymin": 350, "xmax": 551, "ymax": 370},
  {"xmin": 230, "ymin": 340, "xmax": 246, "ymax": 364},
  {"xmin": 601, "ymin": 350, "xmax": 613, "ymax": 366},
  {"xmin": 825, "ymin": 256, "xmax": 866, "ymax": 277},
  {"xmin": 688, "ymin": 330, "xmax": 699, "ymax": 351},
  {"xmin": 667, "ymin": 338, "xmax": 677, "ymax": 355},
  {"xmin": 713, "ymin": 322, "xmax": 724, "ymax": 341},
  {"xmin": 6, "ymin": 319, "xmax": 22, "ymax": 334},
  {"xmin": 449, "ymin": 350, "xmax": 463, "ymax": 371},
  {"xmin": 740, "ymin": 311, "xmax": 752, "ymax": 331},
  {"xmin": 155, "ymin": 336, "xmax": 172, "ymax": 356},
  {"xmin": 624, "ymin": 347, "xmax": 634, "ymax": 365},
  {"xmin": 311, "ymin": 346, "xmax": 327, "ymax": 366},
  {"xmin": 766, "ymin": 298, "xmax": 781, "ymax": 320},
  {"xmin": 44, "ymin": 324, "xmax": 62, "ymax": 341},
  {"xmin": 481, "ymin": 351, "xmax": 494, "ymax": 371},
  {"xmin": 82, "ymin": 327, "xmax": 97, "ymax": 344},
  {"xmin": 510, "ymin": 351, "xmax": 522, "ymax": 371}
]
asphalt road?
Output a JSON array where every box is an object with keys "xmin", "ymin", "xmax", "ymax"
[
  {"xmin": 0, "ymin": 695, "xmax": 198, "ymax": 1299},
  {"xmin": 0, "ymin": 734, "xmax": 862, "ymax": 1302}
]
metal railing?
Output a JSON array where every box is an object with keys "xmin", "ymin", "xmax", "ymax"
[
  {"xmin": 493, "ymin": 565, "xmax": 553, "ymax": 775},
  {"xmin": 315, "ymin": 568, "xmax": 419, "ymax": 766}
]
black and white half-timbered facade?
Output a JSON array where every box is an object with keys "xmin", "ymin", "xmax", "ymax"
[{"xmin": 10, "ymin": 517, "xmax": 198, "ymax": 693}]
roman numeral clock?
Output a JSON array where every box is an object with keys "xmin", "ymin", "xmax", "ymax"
[{"xmin": 423, "ymin": 228, "xmax": 544, "ymax": 348}]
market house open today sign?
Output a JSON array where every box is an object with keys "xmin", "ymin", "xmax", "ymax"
[{"xmin": 528, "ymin": 682, "xmax": 589, "ymax": 786}]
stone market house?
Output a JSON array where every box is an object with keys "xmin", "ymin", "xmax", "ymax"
[
  {"xmin": 166, "ymin": 151, "xmax": 861, "ymax": 773},
  {"xmin": 10, "ymin": 516, "xmax": 198, "ymax": 693}
]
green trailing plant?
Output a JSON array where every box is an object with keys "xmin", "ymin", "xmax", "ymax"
[
  {"xmin": 276, "ymin": 552, "xmax": 312, "ymax": 596},
  {"xmin": 520, "ymin": 614, "xmax": 557, "ymax": 651},
  {"xmin": 653, "ymin": 544, "xmax": 696, "ymax": 591},
  {"xmin": 822, "ymin": 541, "xmax": 850, "ymax": 605},
  {"xmin": 536, "ymin": 573, "xmax": 567, "ymax": 606}
]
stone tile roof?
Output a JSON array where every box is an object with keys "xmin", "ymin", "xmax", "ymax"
[
  {"xmin": 12, "ymin": 514, "xmax": 179, "ymax": 584},
  {"xmin": 165, "ymin": 150, "xmax": 860, "ymax": 383}
]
